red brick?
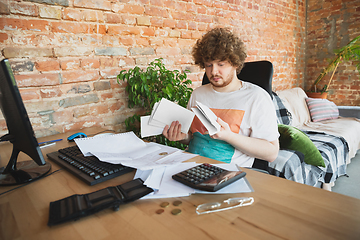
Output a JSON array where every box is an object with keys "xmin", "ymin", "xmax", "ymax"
[
  {"xmin": 156, "ymin": 47, "xmax": 181, "ymax": 55},
  {"xmin": 62, "ymin": 8, "xmax": 82, "ymax": 21},
  {"xmin": 119, "ymin": 36, "xmax": 135, "ymax": 45},
  {"xmin": 195, "ymin": 15, "xmax": 212, "ymax": 23},
  {"xmin": 61, "ymin": 70, "xmax": 99, "ymax": 83},
  {"xmin": 100, "ymin": 58, "xmax": 120, "ymax": 68},
  {"xmin": 100, "ymin": 93, "xmax": 114, "ymax": 100},
  {"xmin": 60, "ymin": 59, "xmax": 81, "ymax": 70},
  {"xmin": 40, "ymin": 87, "xmax": 62, "ymax": 98},
  {"xmin": 0, "ymin": 18, "xmax": 49, "ymax": 31},
  {"xmin": 105, "ymin": 13, "xmax": 122, "ymax": 23},
  {"xmin": 181, "ymin": 31, "xmax": 192, "ymax": 39},
  {"xmin": 82, "ymin": 10, "xmax": 104, "ymax": 22},
  {"xmin": 193, "ymin": 0, "xmax": 213, "ymax": 7},
  {"xmin": 150, "ymin": 0, "xmax": 163, "ymax": 7},
  {"xmin": 186, "ymin": 3, "xmax": 197, "ymax": 13},
  {"xmin": 51, "ymin": 22, "xmax": 93, "ymax": 34},
  {"xmin": 94, "ymin": 24, "xmax": 107, "ymax": 34},
  {"xmin": 91, "ymin": 104, "xmax": 110, "ymax": 115},
  {"xmin": 121, "ymin": 15, "xmax": 136, "ymax": 25},
  {"xmin": 100, "ymin": 68, "xmax": 122, "ymax": 79},
  {"xmin": 19, "ymin": 89, "xmax": 40, "ymax": 101},
  {"xmin": 109, "ymin": 101, "xmax": 125, "ymax": 112},
  {"xmin": 142, "ymin": 27, "xmax": 155, "ymax": 36},
  {"xmin": 150, "ymin": 17, "xmax": 163, "ymax": 27},
  {"xmin": 197, "ymin": 5, "xmax": 206, "ymax": 14},
  {"xmin": 119, "ymin": 4, "xmax": 145, "ymax": 14},
  {"xmin": 163, "ymin": 0, "xmax": 176, "ymax": 8},
  {"xmin": 176, "ymin": 20, "xmax": 187, "ymax": 29},
  {"xmin": 64, "ymin": 121, "xmax": 100, "ymax": 132},
  {"xmin": 107, "ymin": 25, "xmax": 141, "ymax": 35},
  {"xmin": 81, "ymin": 59, "xmax": 100, "ymax": 69},
  {"xmin": 73, "ymin": 0, "xmax": 112, "ymax": 11},
  {"xmin": 15, "ymin": 73, "xmax": 60, "ymax": 87},
  {"xmin": 0, "ymin": 32, "xmax": 8, "ymax": 42},
  {"xmin": 163, "ymin": 19, "xmax": 176, "ymax": 28},
  {"xmin": 10, "ymin": 2, "xmax": 38, "ymax": 16},
  {"xmin": 145, "ymin": 6, "xmax": 168, "ymax": 18},
  {"xmin": 136, "ymin": 38, "xmax": 150, "ymax": 46},
  {"xmin": 35, "ymin": 60, "xmax": 60, "ymax": 71}
]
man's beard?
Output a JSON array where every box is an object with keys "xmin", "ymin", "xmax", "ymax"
[{"xmin": 209, "ymin": 70, "xmax": 235, "ymax": 88}]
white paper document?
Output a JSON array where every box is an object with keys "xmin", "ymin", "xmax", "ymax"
[
  {"xmin": 100, "ymin": 142, "xmax": 197, "ymax": 170},
  {"xmin": 75, "ymin": 132, "xmax": 197, "ymax": 170},
  {"xmin": 140, "ymin": 115, "xmax": 164, "ymax": 138},
  {"xmin": 191, "ymin": 101, "xmax": 221, "ymax": 135},
  {"xmin": 135, "ymin": 163, "xmax": 254, "ymax": 199},
  {"xmin": 141, "ymin": 98, "xmax": 195, "ymax": 138},
  {"xmin": 74, "ymin": 131, "xmax": 153, "ymax": 158}
]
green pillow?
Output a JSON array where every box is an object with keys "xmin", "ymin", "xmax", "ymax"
[{"xmin": 278, "ymin": 124, "xmax": 325, "ymax": 167}]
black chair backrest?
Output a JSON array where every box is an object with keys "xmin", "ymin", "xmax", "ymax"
[{"xmin": 201, "ymin": 60, "xmax": 273, "ymax": 98}]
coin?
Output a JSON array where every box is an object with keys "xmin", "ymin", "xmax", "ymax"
[
  {"xmin": 159, "ymin": 152, "xmax": 168, "ymax": 155},
  {"xmin": 173, "ymin": 200, "xmax": 182, "ymax": 206},
  {"xmin": 171, "ymin": 209, "xmax": 182, "ymax": 215},
  {"xmin": 156, "ymin": 209, "xmax": 164, "ymax": 214},
  {"xmin": 160, "ymin": 202, "xmax": 169, "ymax": 208}
]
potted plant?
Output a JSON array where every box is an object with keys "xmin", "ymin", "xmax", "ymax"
[
  {"xmin": 117, "ymin": 58, "xmax": 193, "ymax": 149},
  {"xmin": 307, "ymin": 35, "xmax": 360, "ymax": 99}
]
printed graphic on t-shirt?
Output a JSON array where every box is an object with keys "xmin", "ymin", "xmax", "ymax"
[{"xmin": 190, "ymin": 108, "xmax": 245, "ymax": 135}]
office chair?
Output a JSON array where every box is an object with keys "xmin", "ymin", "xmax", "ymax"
[
  {"xmin": 202, "ymin": 60, "xmax": 273, "ymax": 99},
  {"xmin": 201, "ymin": 60, "xmax": 274, "ymax": 173}
]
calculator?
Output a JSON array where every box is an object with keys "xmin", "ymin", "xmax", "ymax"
[{"xmin": 172, "ymin": 163, "xmax": 246, "ymax": 192}]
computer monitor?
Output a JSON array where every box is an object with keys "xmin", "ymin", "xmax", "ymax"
[{"xmin": 0, "ymin": 59, "xmax": 51, "ymax": 185}]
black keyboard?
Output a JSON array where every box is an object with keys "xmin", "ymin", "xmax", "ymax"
[{"xmin": 47, "ymin": 145, "xmax": 134, "ymax": 185}]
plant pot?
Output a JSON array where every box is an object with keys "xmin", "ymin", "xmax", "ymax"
[{"xmin": 306, "ymin": 92, "xmax": 328, "ymax": 99}]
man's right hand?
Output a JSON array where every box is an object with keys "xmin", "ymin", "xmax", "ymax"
[{"xmin": 162, "ymin": 121, "xmax": 188, "ymax": 142}]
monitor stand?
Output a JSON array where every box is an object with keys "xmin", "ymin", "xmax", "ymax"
[{"xmin": 0, "ymin": 148, "xmax": 51, "ymax": 186}]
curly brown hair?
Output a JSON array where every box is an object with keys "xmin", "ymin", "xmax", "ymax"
[{"xmin": 192, "ymin": 28, "xmax": 247, "ymax": 74}]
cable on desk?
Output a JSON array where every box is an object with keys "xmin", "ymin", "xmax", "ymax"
[
  {"xmin": 87, "ymin": 129, "xmax": 116, "ymax": 137},
  {"xmin": 0, "ymin": 169, "xmax": 63, "ymax": 197}
]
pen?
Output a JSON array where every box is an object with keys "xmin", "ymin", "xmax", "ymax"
[
  {"xmin": 39, "ymin": 142, "xmax": 56, "ymax": 148},
  {"xmin": 38, "ymin": 138, "xmax": 63, "ymax": 145}
]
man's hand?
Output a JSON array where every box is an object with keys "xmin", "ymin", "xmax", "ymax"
[
  {"xmin": 211, "ymin": 117, "xmax": 234, "ymax": 141},
  {"xmin": 163, "ymin": 121, "xmax": 188, "ymax": 142}
]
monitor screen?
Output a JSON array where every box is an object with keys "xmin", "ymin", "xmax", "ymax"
[{"xmin": 0, "ymin": 59, "xmax": 51, "ymax": 185}]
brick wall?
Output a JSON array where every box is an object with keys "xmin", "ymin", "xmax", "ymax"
[
  {"xmin": 306, "ymin": 0, "xmax": 360, "ymax": 106},
  {"xmin": 0, "ymin": 0, "xmax": 306, "ymax": 137}
]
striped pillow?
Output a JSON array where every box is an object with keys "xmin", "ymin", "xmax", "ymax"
[{"xmin": 305, "ymin": 98, "xmax": 339, "ymax": 122}]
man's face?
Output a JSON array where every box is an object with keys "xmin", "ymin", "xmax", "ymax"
[{"xmin": 204, "ymin": 60, "xmax": 237, "ymax": 90}]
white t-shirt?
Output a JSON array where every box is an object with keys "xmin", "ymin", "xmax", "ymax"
[{"xmin": 187, "ymin": 81, "xmax": 279, "ymax": 167}]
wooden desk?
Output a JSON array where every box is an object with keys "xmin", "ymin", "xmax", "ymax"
[{"xmin": 1, "ymin": 128, "xmax": 360, "ymax": 240}]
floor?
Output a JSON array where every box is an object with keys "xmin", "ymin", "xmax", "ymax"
[{"xmin": 331, "ymin": 150, "xmax": 360, "ymax": 200}]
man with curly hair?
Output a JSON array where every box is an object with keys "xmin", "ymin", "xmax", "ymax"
[{"xmin": 163, "ymin": 28, "xmax": 279, "ymax": 168}]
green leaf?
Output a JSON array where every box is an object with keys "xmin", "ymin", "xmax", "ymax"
[{"xmin": 117, "ymin": 58, "xmax": 193, "ymax": 148}]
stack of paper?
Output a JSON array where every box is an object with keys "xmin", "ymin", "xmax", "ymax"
[
  {"xmin": 141, "ymin": 98, "xmax": 195, "ymax": 138},
  {"xmin": 74, "ymin": 132, "xmax": 197, "ymax": 170},
  {"xmin": 134, "ymin": 163, "xmax": 254, "ymax": 199}
]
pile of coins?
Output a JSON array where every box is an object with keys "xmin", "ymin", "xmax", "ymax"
[{"xmin": 156, "ymin": 200, "xmax": 183, "ymax": 215}]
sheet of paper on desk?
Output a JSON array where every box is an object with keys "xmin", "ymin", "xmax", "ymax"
[
  {"xmin": 92, "ymin": 142, "xmax": 197, "ymax": 170},
  {"xmin": 135, "ymin": 163, "xmax": 253, "ymax": 199},
  {"xmin": 142, "ymin": 98, "xmax": 195, "ymax": 138},
  {"xmin": 74, "ymin": 131, "xmax": 159, "ymax": 159},
  {"xmin": 135, "ymin": 162, "xmax": 197, "ymax": 199}
]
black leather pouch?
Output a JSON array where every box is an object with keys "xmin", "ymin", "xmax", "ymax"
[{"xmin": 48, "ymin": 178, "xmax": 153, "ymax": 226}]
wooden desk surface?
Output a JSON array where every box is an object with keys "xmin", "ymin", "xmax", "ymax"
[{"xmin": 1, "ymin": 128, "xmax": 360, "ymax": 240}]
